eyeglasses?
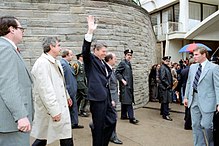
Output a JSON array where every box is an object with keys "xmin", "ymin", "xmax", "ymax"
[{"xmin": 17, "ymin": 26, "xmax": 25, "ymax": 32}]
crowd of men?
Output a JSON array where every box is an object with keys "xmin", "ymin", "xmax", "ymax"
[
  {"xmin": 149, "ymin": 50, "xmax": 219, "ymax": 146},
  {"xmin": 0, "ymin": 15, "xmax": 140, "ymax": 146},
  {"xmin": 1, "ymin": 15, "xmax": 219, "ymax": 146}
]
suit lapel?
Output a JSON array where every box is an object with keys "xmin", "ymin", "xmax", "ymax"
[
  {"xmin": 0, "ymin": 38, "xmax": 32, "ymax": 82},
  {"xmin": 198, "ymin": 61, "xmax": 210, "ymax": 84},
  {"xmin": 12, "ymin": 44, "xmax": 33, "ymax": 83},
  {"xmin": 63, "ymin": 59, "xmax": 75, "ymax": 75}
]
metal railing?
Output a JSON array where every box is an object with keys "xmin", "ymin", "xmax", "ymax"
[{"xmin": 153, "ymin": 22, "xmax": 183, "ymax": 36}]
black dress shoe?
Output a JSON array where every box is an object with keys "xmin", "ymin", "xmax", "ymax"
[
  {"xmin": 89, "ymin": 122, "xmax": 94, "ymax": 130},
  {"xmin": 184, "ymin": 126, "xmax": 192, "ymax": 130},
  {"xmin": 120, "ymin": 117, "xmax": 129, "ymax": 120},
  {"xmin": 129, "ymin": 119, "xmax": 139, "ymax": 124},
  {"xmin": 79, "ymin": 112, "xmax": 89, "ymax": 117},
  {"xmin": 150, "ymin": 99, "xmax": 159, "ymax": 102},
  {"xmin": 110, "ymin": 138, "xmax": 123, "ymax": 144},
  {"xmin": 163, "ymin": 115, "xmax": 173, "ymax": 121},
  {"xmin": 72, "ymin": 124, "xmax": 84, "ymax": 129}
]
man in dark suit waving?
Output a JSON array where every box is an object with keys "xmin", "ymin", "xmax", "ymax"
[{"xmin": 82, "ymin": 15, "xmax": 116, "ymax": 146}]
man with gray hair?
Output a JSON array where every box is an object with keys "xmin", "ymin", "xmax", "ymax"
[{"xmin": 31, "ymin": 37, "xmax": 73, "ymax": 146}]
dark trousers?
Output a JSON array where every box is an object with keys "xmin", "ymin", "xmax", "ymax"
[
  {"xmin": 76, "ymin": 88, "xmax": 88, "ymax": 112},
  {"xmin": 90, "ymin": 96, "xmax": 116, "ymax": 146},
  {"xmin": 69, "ymin": 97, "xmax": 79, "ymax": 125},
  {"xmin": 110, "ymin": 123, "xmax": 118, "ymax": 140},
  {"xmin": 32, "ymin": 138, "xmax": 73, "ymax": 146},
  {"xmin": 160, "ymin": 103, "xmax": 169, "ymax": 116},
  {"xmin": 149, "ymin": 85, "xmax": 157, "ymax": 101},
  {"xmin": 184, "ymin": 107, "xmax": 192, "ymax": 129},
  {"xmin": 121, "ymin": 104, "xmax": 134, "ymax": 120}
]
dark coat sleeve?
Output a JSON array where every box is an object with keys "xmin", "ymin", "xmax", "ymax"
[{"xmin": 115, "ymin": 61, "xmax": 125, "ymax": 81}]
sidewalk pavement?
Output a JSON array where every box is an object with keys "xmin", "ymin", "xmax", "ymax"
[{"xmin": 31, "ymin": 102, "xmax": 194, "ymax": 146}]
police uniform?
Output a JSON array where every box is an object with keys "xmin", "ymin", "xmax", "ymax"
[{"xmin": 115, "ymin": 49, "xmax": 139, "ymax": 124}]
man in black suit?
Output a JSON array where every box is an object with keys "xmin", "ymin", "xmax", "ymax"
[{"xmin": 82, "ymin": 15, "xmax": 116, "ymax": 146}]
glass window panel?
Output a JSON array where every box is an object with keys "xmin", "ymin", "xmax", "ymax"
[
  {"xmin": 203, "ymin": 4, "xmax": 217, "ymax": 19},
  {"xmin": 162, "ymin": 7, "xmax": 173, "ymax": 23},
  {"xmin": 151, "ymin": 13, "xmax": 158, "ymax": 26},
  {"xmin": 174, "ymin": 4, "xmax": 179, "ymax": 22},
  {"xmin": 189, "ymin": 2, "xmax": 201, "ymax": 20}
]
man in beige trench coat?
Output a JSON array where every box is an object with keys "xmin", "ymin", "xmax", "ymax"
[{"xmin": 31, "ymin": 37, "xmax": 73, "ymax": 146}]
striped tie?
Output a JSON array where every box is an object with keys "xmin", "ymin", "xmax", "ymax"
[{"xmin": 193, "ymin": 64, "xmax": 202, "ymax": 90}]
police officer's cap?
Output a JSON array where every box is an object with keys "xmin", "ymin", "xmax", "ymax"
[
  {"xmin": 124, "ymin": 49, "xmax": 133, "ymax": 55},
  {"xmin": 162, "ymin": 56, "xmax": 171, "ymax": 60},
  {"xmin": 76, "ymin": 53, "xmax": 83, "ymax": 59}
]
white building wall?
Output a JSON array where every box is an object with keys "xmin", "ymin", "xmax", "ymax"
[
  {"xmin": 179, "ymin": 0, "xmax": 189, "ymax": 31},
  {"xmin": 165, "ymin": 40, "xmax": 183, "ymax": 62},
  {"xmin": 141, "ymin": 0, "xmax": 177, "ymax": 12}
]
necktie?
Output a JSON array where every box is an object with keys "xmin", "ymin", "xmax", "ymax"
[
  {"xmin": 17, "ymin": 47, "xmax": 21, "ymax": 53},
  {"xmin": 193, "ymin": 64, "xmax": 202, "ymax": 90}
]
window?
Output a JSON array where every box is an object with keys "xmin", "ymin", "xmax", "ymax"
[
  {"xmin": 151, "ymin": 13, "xmax": 159, "ymax": 26},
  {"xmin": 189, "ymin": 2, "xmax": 201, "ymax": 20},
  {"xmin": 162, "ymin": 7, "xmax": 173, "ymax": 23},
  {"xmin": 174, "ymin": 4, "xmax": 179, "ymax": 22},
  {"xmin": 203, "ymin": 4, "xmax": 217, "ymax": 19}
]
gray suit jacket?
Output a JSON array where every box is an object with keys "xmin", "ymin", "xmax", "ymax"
[
  {"xmin": 185, "ymin": 60, "xmax": 219, "ymax": 112},
  {"xmin": 109, "ymin": 70, "xmax": 119, "ymax": 104},
  {"xmin": 0, "ymin": 38, "xmax": 33, "ymax": 132}
]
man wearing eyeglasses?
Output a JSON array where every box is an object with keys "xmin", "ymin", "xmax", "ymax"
[
  {"xmin": 115, "ymin": 49, "xmax": 139, "ymax": 124},
  {"xmin": 0, "ymin": 16, "xmax": 33, "ymax": 146}
]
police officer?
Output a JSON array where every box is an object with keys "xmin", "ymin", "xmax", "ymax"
[{"xmin": 115, "ymin": 49, "xmax": 139, "ymax": 124}]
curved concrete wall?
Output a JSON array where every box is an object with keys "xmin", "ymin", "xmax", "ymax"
[{"xmin": 0, "ymin": 0, "xmax": 157, "ymax": 108}]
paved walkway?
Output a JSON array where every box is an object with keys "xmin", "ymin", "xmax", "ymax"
[{"xmin": 31, "ymin": 102, "xmax": 194, "ymax": 146}]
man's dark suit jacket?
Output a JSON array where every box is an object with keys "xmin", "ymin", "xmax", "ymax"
[
  {"xmin": 60, "ymin": 58, "xmax": 77, "ymax": 99},
  {"xmin": 180, "ymin": 66, "xmax": 189, "ymax": 96},
  {"xmin": 82, "ymin": 39, "xmax": 112, "ymax": 101}
]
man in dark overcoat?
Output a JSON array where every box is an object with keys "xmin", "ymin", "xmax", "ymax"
[
  {"xmin": 159, "ymin": 56, "xmax": 173, "ymax": 121},
  {"xmin": 115, "ymin": 49, "xmax": 139, "ymax": 124}
]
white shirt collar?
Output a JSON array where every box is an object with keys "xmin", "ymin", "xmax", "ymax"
[
  {"xmin": 106, "ymin": 62, "xmax": 112, "ymax": 69},
  {"xmin": 200, "ymin": 59, "xmax": 208, "ymax": 71}
]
